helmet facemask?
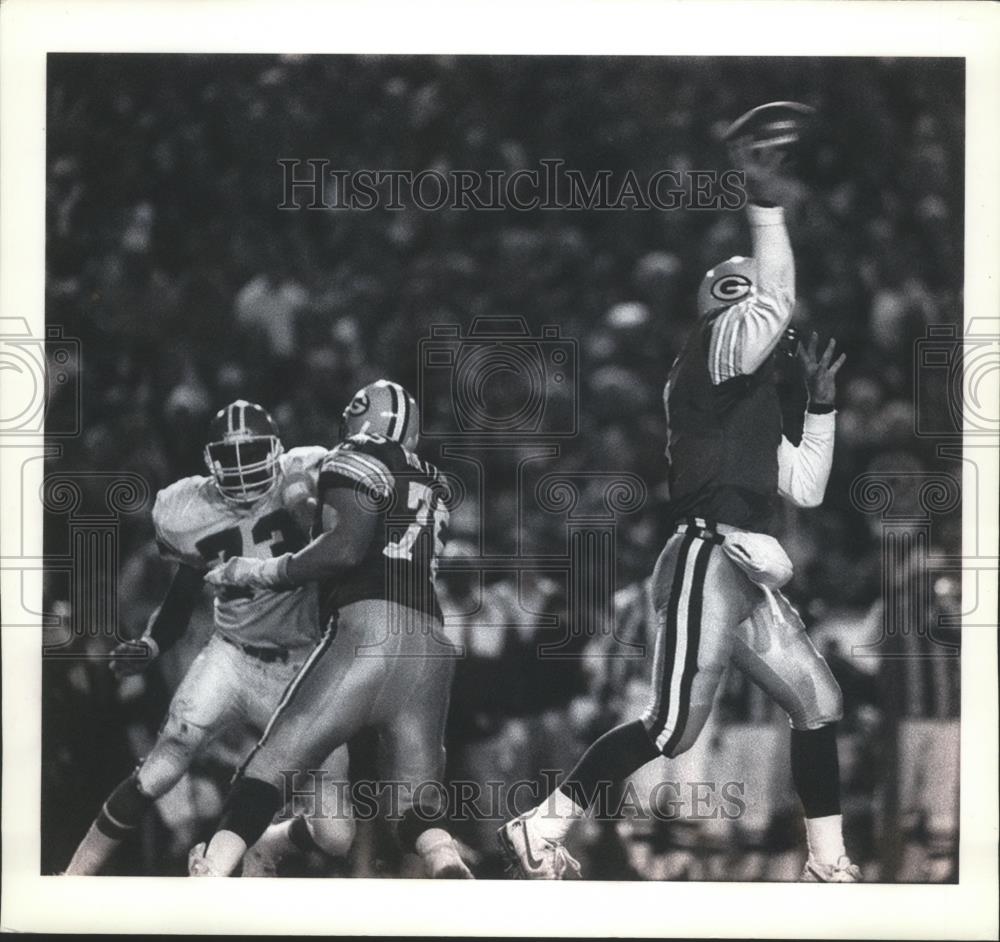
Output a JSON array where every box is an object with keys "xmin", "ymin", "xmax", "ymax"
[{"xmin": 204, "ymin": 435, "xmax": 283, "ymax": 504}]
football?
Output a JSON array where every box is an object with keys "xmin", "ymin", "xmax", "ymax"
[{"xmin": 723, "ymin": 100, "xmax": 817, "ymax": 154}]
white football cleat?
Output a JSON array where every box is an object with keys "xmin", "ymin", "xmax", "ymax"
[
  {"xmin": 497, "ymin": 813, "xmax": 581, "ymax": 880},
  {"xmin": 800, "ymin": 854, "xmax": 862, "ymax": 882},
  {"xmin": 188, "ymin": 841, "xmax": 224, "ymax": 877}
]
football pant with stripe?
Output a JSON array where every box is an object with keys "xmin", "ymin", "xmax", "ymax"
[
  {"xmin": 240, "ymin": 598, "xmax": 454, "ymax": 816},
  {"xmin": 641, "ymin": 528, "xmax": 842, "ymax": 758}
]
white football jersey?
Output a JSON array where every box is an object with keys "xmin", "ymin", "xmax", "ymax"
[{"xmin": 152, "ymin": 446, "xmax": 327, "ymax": 649}]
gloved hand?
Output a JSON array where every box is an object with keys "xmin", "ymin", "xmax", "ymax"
[
  {"xmin": 110, "ymin": 638, "xmax": 159, "ymax": 679},
  {"xmin": 204, "ymin": 553, "xmax": 292, "ymax": 591}
]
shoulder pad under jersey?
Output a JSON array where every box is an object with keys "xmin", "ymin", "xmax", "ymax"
[
  {"xmin": 152, "ymin": 475, "xmax": 215, "ymax": 565},
  {"xmin": 320, "ymin": 436, "xmax": 396, "ymax": 496},
  {"xmin": 342, "ymin": 433, "xmax": 409, "ymax": 471}
]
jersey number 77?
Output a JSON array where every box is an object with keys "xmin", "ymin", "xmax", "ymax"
[{"xmin": 384, "ymin": 481, "xmax": 447, "ymax": 568}]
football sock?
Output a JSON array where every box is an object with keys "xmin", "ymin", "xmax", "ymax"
[
  {"xmin": 288, "ymin": 815, "xmax": 317, "ymax": 854},
  {"xmin": 65, "ymin": 822, "xmax": 121, "ymax": 876},
  {"xmin": 246, "ymin": 818, "xmax": 299, "ymax": 866},
  {"xmin": 203, "ymin": 829, "xmax": 251, "ymax": 876},
  {"xmin": 790, "ymin": 725, "xmax": 842, "ymax": 818},
  {"xmin": 533, "ymin": 787, "xmax": 586, "ymax": 843},
  {"xmin": 414, "ymin": 827, "xmax": 471, "ymax": 878},
  {"xmin": 415, "ymin": 827, "xmax": 459, "ymax": 862},
  {"xmin": 65, "ymin": 773, "xmax": 152, "ymax": 874},
  {"xmin": 219, "ymin": 775, "xmax": 283, "ymax": 845},
  {"xmin": 534, "ymin": 720, "xmax": 660, "ymax": 842},
  {"xmin": 561, "ymin": 720, "xmax": 661, "ymax": 809},
  {"xmin": 791, "ymin": 724, "xmax": 846, "ymax": 864},
  {"xmin": 804, "ymin": 814, "xmax": 847, "ymax": 865}
]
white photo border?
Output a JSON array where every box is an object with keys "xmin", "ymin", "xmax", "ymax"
[{"xmin": 2, "ymin": 0, "xmax": 997, "ymax": 936}]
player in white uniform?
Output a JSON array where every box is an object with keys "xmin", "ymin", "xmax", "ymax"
[{"xmin": 65, "ymin": 400, "xmax": 353, "ymax": 875}]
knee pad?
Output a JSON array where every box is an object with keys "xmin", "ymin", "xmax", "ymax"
[{"xmin": 137, "ymin": 715, "xmax": 207, "ymax": 796}]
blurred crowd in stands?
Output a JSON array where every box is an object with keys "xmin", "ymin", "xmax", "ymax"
[{"xmin": 42, "ymin": 54, "xmax": 963, "ymax": 880}]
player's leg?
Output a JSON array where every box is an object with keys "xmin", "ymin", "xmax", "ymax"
[
  {"xmin": 500, "ymin": 526, "xmax": 757, "ymax": 878},
  {"xmin": 730, "ymin": 590, "xmax": 859, "ymax": 881},
  {"xmin": 300, "ymin": 744, "xmax": 357, "ymax": 858},
  {"xmin": 371, "ymin": 616, "xmax": 470, "ymax": 878},
  {"xmin": 233, "ymin": 651, "xmax": 355, "ymax": 877},
  {"xmin": 65, "ymin": 634, "xmax": 242, "ymax": 874},
  {"xmin": 192, "ymin": 606, "xmax": 389, "ymax": 876},
  {"xmin": 242, "ymin": 744, "xmax": 355, "ymax": 877}
]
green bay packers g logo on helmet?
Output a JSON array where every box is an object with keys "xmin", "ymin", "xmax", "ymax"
[
  {"xmin": 340, "ymin": 379, "xmax": 420, "ymax": 451},
  {"xmin": 697, "ymin": 255, "xmax": 756, "ymax": 317},
  {"xmin": 346, "ymin": 392, "xmax": 370, "ymax": 416}
]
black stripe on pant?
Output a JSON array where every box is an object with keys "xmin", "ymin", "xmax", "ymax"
[
  {"xmin": 646, "ymin": 532, "xmax": 713, "ymax": 756},
  {"xmin": 233, "ymin": 616, "xmax": 338, "ymax": 782}
]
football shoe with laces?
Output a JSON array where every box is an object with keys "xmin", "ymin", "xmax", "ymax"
[
  {"xmin": 800, "ymin": 854, "xmax": 862, "ymax": 882},
  {"xmin": 497, "ymin": 813, "xmax": 581, "ymax": 880}
]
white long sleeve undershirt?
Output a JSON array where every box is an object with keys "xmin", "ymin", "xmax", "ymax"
[
  {"xmin": 777, "ymin": 409, "xmax": 836, "ymax": 508},
  {"xmin": 707, "ymin": 204, "xmax": 795, "ymax": 384}
]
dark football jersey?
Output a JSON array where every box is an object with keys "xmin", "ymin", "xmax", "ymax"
[
  {"xmin": 663, "ymin": 316, "xmax": 782, "ymax": 533},
  {"xmin": 317, "ymin": 433, "xmax": 450, "ymax": 619}
]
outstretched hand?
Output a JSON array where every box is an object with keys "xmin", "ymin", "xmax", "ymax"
[
  {"xmin": 728, "ymin": 137, "xmax": 791, "ymax": 206},
  {"xmin": 798, "ymin": 332, "xmax": 846, "ymax": 406}
]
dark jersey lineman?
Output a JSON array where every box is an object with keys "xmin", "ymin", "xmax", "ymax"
[
  {"xmin": 192, "ymin": 380, "xmax": 471, "ymax": 880},
  {"xmin": 317, "ymin": 432, "xmax": 450, "ymax": 621}
]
